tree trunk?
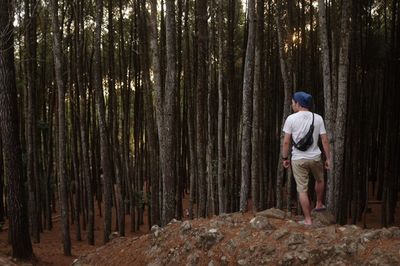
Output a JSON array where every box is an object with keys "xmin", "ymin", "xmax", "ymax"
[
  {"xmin": 251, "ymin": 0, "xmax": 264, "ymax": 212},
  {"xmin": 49, "ymin": 0, "xmax": 72, "ymax": 255},
  {"xmin": 94, "ymin": 0, "xmax": 113, "ymax": 243},
  {"xmin": 108, "ymin": 0, "xmax": 125, "ymax": 237},
  {"xmin": 240, "ymin": 0, "xmax": 256, "ymax": 212},
  {"xmin": 161, "ymin": 0, "xmax": 177, "ymax": 225},
  {"xmin": 317, "ymin": 0, "xmax": 335, "ymax": 212},
  {"xmin": 73, "ymin": 0, "xmax": 94, "ymax": 245},
  {"xmin": 0, "ymin": 139, "xmax": 4, "ymax": 224},
  {"xmin": 149, "ymin": 0, "xmax": 177, "ymax": 226},
  {"xmin": 24, "ymin": 0, "xmax": 40, "ymax": 243},
  {"xmin": 0, "ymin": 0, "xmax": 33, "ymax": 258},
  {"xmin": 206, "ymin": 0, "xmax": 217, "ymax": 216},
  {"xmin": 143, "ymin": 0, "xmax": 161, "ymax": 227},
  {"xmin": 225, "ymin": 0, "xmax": 236, "ymax": 213},
  {"xmin": 333, "ymin": 0, "xmax": 352, "ymax": 218},
  {"xmin": 274, "ymin": 1, "xmax": 293, "ymax": 210},
  {"xmin": 195, "ymin": 0, "xmax": 208, "ymax": 218},
  {"xmin": 217, "ymin": 0, "xmax": 226, "ymax": 214},
  {"xmin": 69, "ymin": 77, "xmax": 81, "ymax": 241}
]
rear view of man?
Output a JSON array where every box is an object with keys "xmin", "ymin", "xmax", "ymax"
[{"xmin": 281, "ymin": 91, "xmax": 331, "ymax": 225}]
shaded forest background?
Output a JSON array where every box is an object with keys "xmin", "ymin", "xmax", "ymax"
[{"xmin": 0, "ymin": 0, "xmax": 399, "ymax": 259}]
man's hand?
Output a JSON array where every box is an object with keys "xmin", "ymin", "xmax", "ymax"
[
  {"xmin": 282, "ymin": 159, "xmax": 290, "ymax": 168},
  {"xmin": 324, "ymin": 159, "xmax": 331, "ymax": 170}
]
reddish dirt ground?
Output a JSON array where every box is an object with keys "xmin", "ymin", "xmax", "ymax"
[
  {"xmin": 0, "ymin": 206, "xmax": 150, "ymax": 265},
  {"xmin": 0, "ymin": 196, "xmax": 399, "ymax": 265}
]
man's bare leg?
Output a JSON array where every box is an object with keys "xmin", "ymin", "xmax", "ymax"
[
  {"xmin": 315, "ymin": 179, "xmax": 325, "ymax": 209},
  {"xmin": 299, "ymin": 192, "xmax": 312, "ymax": 225}
]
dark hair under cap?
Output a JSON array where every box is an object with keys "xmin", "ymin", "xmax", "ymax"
[{"xmin": 293, "ymin": 91, "xmax": 312, "ymax": 109}]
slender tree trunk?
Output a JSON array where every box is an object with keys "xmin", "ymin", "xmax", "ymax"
[
  {"xmin": 217, "ymin": 0, "xmax": 226, "ymax": 214},
  {"xmin": 0, "ymin": 139, "xmax": 4, "ymax": 224},
  {"xmin": 24, "ymin": 0, "xmax": 40, "ymax": 243},
  {"xmin": 118, "ymin": 0, "xmax": 133, "ymax": 233},
  {"xmin": 161, "ymin": 0, "xmax": 177, "ymax": 225},
  {"xmin": 333, "ymin": 0, "xmax": 352, "ymax": 218},
  {"xmin": 108, "ymin": 0, "xmax": 125, "ymax": 237},
  {"xmin": 0, "ymin": 0, "xmax": 33, "ymax": 258},
  {"xmin": 69, "ymin": 80, "xmax": 81, "ymax": 241},
  {"xmin": 206, "ymin": 0, "xmax": 217, "ymax": 216},
  {"xmin": 144, "ymin": 1, "xmax": 161, "ymax": 227},
  {"xmin": 183, "ymin": 0, "xmax": 196, "ymax": 219},
  {"xmin": 195, "ymin": 0, "xmax": 208, "ymax": 218},
  {"xmin": 225, "ymin": 0, "xmax": 236, "ymax": 213},
  {"xmin": 240, "ymin": 0, "xmax": 256, "ymax": 212},
  {"xmin": 175, "ymin": 0, "xmax": 184, "ymax": 220},
  {"xmin": 274, "ymin": 2, "xmax": 293, "ymax": 210},
  {"xmin": 142, "ymin": 29, "xmax": 161, "ymax": 227},
  {"xmin": 73, "ymin": 0, "xmax": 94, "ymax": 245},
  {"xmin": 149, "ymin": 0, "xmax": 177, "ymax": 225},
  {"xmin": 94, "ymin": 0, "xmax": 113, "ymax": 243},
  {"xmin": 49, "ymin": 0, "xmax": 72, "ymax": 255},
  {"xmin": 251, "ymin": 0, "xmax": 264, "ymax": 212},
  {"xmin": 317, "ymin": 0, "xmax": 335, "ymax": 212}
]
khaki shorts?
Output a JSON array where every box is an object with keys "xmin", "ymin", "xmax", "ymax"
[{"xmin": 292, "ymin": 158, "xmax": 324, "ymax": 193}]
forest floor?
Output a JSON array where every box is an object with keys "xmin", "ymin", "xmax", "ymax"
[{"xmin": 0, "ymin": 197, "xmax": 399, "ymax": 265}]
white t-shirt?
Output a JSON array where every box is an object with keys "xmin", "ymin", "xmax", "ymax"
[{"xmin": 282, "ymin": 111, "xmax": 327, "ymax": 160}]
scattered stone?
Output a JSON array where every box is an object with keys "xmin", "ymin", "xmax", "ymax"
[
  {"xmin": 341, "ymin": 237, "xmax": 359, "ymax": 255},
  {"xmin": 237, "ymin": 228, "xmax": 250, "ymax": 240},
  {"xmin": 339, "ymin": 224, "xmax": 363, "ymax": 232},
  {"xmin": 281, "ymin": 252, "xmax": 294, "ymax": 265},
  {"xmin": 109, "ymin": 231, "xmax": 120, "ymax": 240},
  {"xmin": 238, "ymin": 248, "xmax": 252, "ymax": 260},
  {"xmin": 314, "ymin": 226, "xmax": 337, "ymax": 243},
  {"xmin": 169, "ymin": 219, "xmax": 181, "ymax": 225},
  {"xmin": 220, "ymin": 256, "xmax": 228, "ymax": 266},
  {"xmin": 380, "ymin": 228, "xmax": 393, "ymax": 239},
  {"xmin": 219, "ymin": 213, "xmax": 230, "ymax": 219},
  {"xmin": 388, "ymin": 226, "xmax": 400, "ymax": 238},
  {"xmin": 286, "ymin": 233, "xmax": 305, "ymax": 247},
  {"xmin": 297, "ymin": 252, "xmax": 309, "ymax": 263},
  {"xmin": 360, "ymin": 230, "xmax": 381, "ymax": 243},
  {"xmin": 180, "ymin": 221, "xmax": 192, "ymax": 234},
  {"xmin": 367, "ymin": 254, "xmax": 400, "ymax": 265},
  {"xmin": 147, "ymin": 260, "xmax": 163, "ymax": 266},
  {"xmin": 225, "ymin": 239, "xmax": 237, "ymax": 253},
  {"xmin": 210, "ymin": 220, "xmax": 229, "ymax": 228},
  {"xmin": 312, "ymin": 210, "xmax": 335, "ymax": 225},
  {"xmin": 208, "ymin": 260, "xmax": 216, "ymax": 266},
  {"xmin": 198, "ymin": 228, "xmax": 224, "ymax": 250},
  {"xmin": 285, "ymin": 219, "xmax": 299, "ymax": 228},
  {"xmin": 186, "ymin": 251, "xmax": 200, "ymax": 266},
  {"xmin": 334, "ymin": 243, "xmax": 348, "ymax": 257},
  {"xmin": 255, "ymin": 245, "xmax": 276, "ymax": 256},
  {"xmin": 308, "ymin": 248, "xmax": 326, "ymax": 264},
  {"xmin": 272, "ymin": 228, "xmax": 289, "ymax": 240},
  {"xmin": 151, "ymin": 225, "xmax": 162, "ymax": 237},
  {"xmin": 257, "ymin": 208, "xmax": 286, "ymax": 220},
  {"xmin": 183, "ymin": 242, "xmax": 193, "ymax": 253},
  {"xmin": 249, "ymin": 216, "xmax": 274, "ymax": 230},
  {"xmin": 237, "ymin": 259, "xmax": 247, "ymax": 265}
]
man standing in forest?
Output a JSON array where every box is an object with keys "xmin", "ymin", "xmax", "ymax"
[{"xmin": 281, "ymin": 92, "xmax": 331, "ymax": 226}]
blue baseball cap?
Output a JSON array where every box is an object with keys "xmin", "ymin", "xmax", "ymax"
[{"xmin": 293, "ymin": 91, "xmax": 312, "ymax": 109}]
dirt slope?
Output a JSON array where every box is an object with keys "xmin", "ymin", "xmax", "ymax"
[{"xmin": 73, "ymin": 209, "xmax": 400, "ymax": 266}]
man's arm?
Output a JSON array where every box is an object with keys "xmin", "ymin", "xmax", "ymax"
[
  {"xmin": 282, "ymin": 133, "xmax": 291, "ymax": 168},
  {"xmin": 320, "ymin": 133, "xmax": 331, "ymax": 169}
]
